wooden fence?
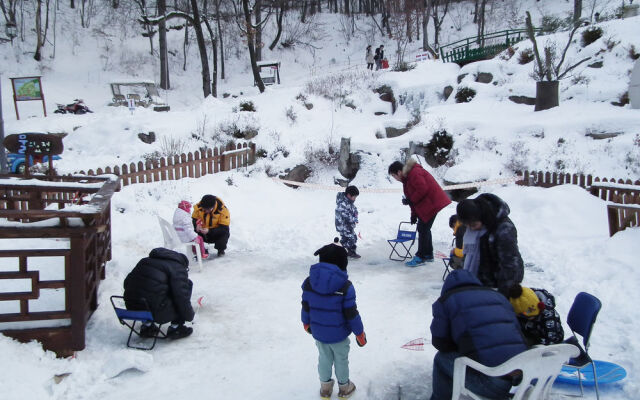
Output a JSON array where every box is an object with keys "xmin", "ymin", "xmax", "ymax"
[
  {"xmin": 0, "ymin": 175, "xmax": 120, "ymax": 356},
  {"xmin": 78, "ymin": 142, "xmax": 256, "ymax": 187},
  {"xmin": 518, "ymin": 170, "xmax": 640, "ymax": 236}
]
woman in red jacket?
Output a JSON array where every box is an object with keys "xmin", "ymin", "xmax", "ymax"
[{"xmin": 388, "ymin": 159, "xmax": 451, "ymax": 267}]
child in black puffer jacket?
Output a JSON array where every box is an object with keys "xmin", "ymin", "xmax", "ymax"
[{"xmin": 509, "ymin": 284, "xmax": 564, "ymax": 346}]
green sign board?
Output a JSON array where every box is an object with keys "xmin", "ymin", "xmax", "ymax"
[{"xmin": 12, "ymin": 77, "xmax": 43, "ymax": 101}]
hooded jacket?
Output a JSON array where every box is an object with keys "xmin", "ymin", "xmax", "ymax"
[
  {"xmin": 335, "ymin": 192, "xmax": 358, "ymax": 234},
  {"xmin": 301, "ymin": 262, "xmax": 364, "ymax": 344},
  {"xmin": 173, "ymin": 207, "xmax": 198, "ymax": 242},
  {"xmin": 191, "ymin": 196, "xmax": 230, "ymax": 229},
  {"xmin": 124, "ymin": 248, "xmax": 195, "ymax": 324},
  {"xmin": 471, "ymin": 193, "xmax": 524, "ymax": 295},
  {"xmin": 430, "ymin": 269, "xmax": 528, "ymax": 367},
  {"xmin": 402, "ymin": 158, "xmax": 451, "ymax": 222}
]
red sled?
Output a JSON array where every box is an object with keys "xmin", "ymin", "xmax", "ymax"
[{"xmin": 382, "ymin": 59, "xmax": 389, "ymax": 69}]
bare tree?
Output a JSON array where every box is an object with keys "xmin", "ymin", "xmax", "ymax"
[
  {"xmin": 573, "ymin": 0, "xmax": 582, "ymax": 27},
  {"xmin": 158, "ymin": 0, "xmax": 170, "ymax": 89},
  {"xmin": 476, "ymin": 0, "xmax": 488, "ymax": 45},
  {"xmin": 431, "ymin": 0, "xmax": 450, "ymax": 48},
  {"xmin": 268, "ymin": 0, "xmax": 285, "ymax": 50},
  {"xmin": 133, "ymin": 0, "xmax": 156, "ymax": 55},
  {"xmin": 240, "ymin": 0, "xmax": 265, "ymax": 92},
  {"xmin": 0, "ymin": 0, "xmax": 18, "ymax": 26}
]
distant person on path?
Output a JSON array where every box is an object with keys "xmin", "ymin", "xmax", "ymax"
[
  {"xmin": 456, "ymin": 193, "xmax": 524, "ymax": 297},
  {"xmin": 192, "ymin": 194, "xmax": 230, "ymax": 257},
  {"xmin": 430, "ymin": 269, "xmax": 528, "ymax": 400},
  {"xmin": 124, "ymin": 248, "xmax": 195, "ymax": 340},
  {"xmin": 301, "ymin": 239, "xmax": 367, "ymax": 399},
  {"xmin": 335, "ymin": 185, "xmax": 360, "ymax": 259},
  {"xmin": 388, "ymin": 158, "xmax": 452, "ymax": 267},
  {"xmin": 509, "ymin": 284, "xmax": 564, "ymax": 346},
  {"xmin": 374, "ymin": 45, "xmax": 384, "ymax": 70},
  {"xmin": 173, "ymin": 200, "xmax": 209, "ymax": 260},
  {"xmin": 365, "ymin": 45, "xmax": 374, "ymax": 70}
]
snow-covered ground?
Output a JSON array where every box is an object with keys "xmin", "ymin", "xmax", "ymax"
[
  {"xmin": 1, "ymin": 0, "xmax": 639, "ymax": 398},
  {"xmin": 1, "ymin": 172, "xmax": 639, "ymax": 399}
]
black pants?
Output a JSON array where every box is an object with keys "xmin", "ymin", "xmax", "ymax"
[
  {"xmin": 367, "ymin": 63, "xmax": 373, "ymax": 70},
  {"xmin": 199, "ymin": 225, "xmax": 230, "ymax": 251},
  {"xmin": 416, "ymin": 215, "xmax": 436, "ymax": 259}
]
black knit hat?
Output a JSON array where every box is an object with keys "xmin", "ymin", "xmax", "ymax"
[
  {"xmin": 200, "ymin": 194, "xmax": 216, "ymax": 209},
  {"xmin": 314, "ymin": 238, "xmax": 348, "ymax": 270},
  {"xmin": 456, "ymin": 199, "xmax": 481, "ymax": 224}
]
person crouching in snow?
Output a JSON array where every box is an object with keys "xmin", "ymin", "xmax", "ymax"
[
  {"xmin": 173, "ymin": 200, "xmax": 209, "ymax": 260},
  {"xmin": 508, "ymin": 284, "xmax": 564, "ymax": 346},
  {"xmin": 335, "ymin": 185, "xmax": 360, "ymax": 259},
  {"xmin": 301, "ymin": 239, "xmax": 367, "ymax": 399}
]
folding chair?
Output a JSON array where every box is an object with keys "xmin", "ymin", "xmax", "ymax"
[
  {"xmin": 158, "ymin": 216, "xmax": 204, "ymax": 271},
  {"xmin": 563, "ymin": 292, "xmax": 602, "ymax": 400},
  {"xmin": 387, "ymin": 222, "xmax": 417, "ymax": 261},
  {"xmin": 110, "ymin": 295, "xmax": 166, "ymax": 350},
  {"xmin": 452, "ymin": 343, "xmax": 580, "ymax": 400}
]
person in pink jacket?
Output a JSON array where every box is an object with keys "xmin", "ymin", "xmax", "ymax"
[
  {"xmin": 172, "ymin": 200, "xmax": 208, "ymax": 260},
  {"xmin": 388, "ymin": 158, "xmax": 451, "ymax": 267}
]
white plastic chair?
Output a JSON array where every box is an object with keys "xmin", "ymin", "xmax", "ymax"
[
  {"xmin": 157, "ymin": 216, "xmax": 203, "ymax": 272},
  {"xmin": 452, "ymin": 343, "xmax": 580, "ymax": 400}
]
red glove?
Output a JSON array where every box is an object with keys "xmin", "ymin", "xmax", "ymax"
[
  {"xmin": 356, "ymin": 332, "xmax": 367, "ymax": 347},
  {"xmin": 304, "ymin": 323, "xmax": 312, "ymax": 334}
]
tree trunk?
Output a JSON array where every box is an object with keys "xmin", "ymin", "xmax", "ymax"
[
  {"xmin": 573, "ymin": 0, "xmax": 582, "ymax": 27},
  {"xmin": 203, "ymin": 18, "xmax": 217, "ymax": 97},
  {"xmin": 70, "ymin": 0, "xmax": 74, "ymax": 8},
  {"xmin": 214, "ymin": 0, "xmax": 225, "ymax": 79},
  {"xmin": 112, "ymin": 0, "xmax": 118, "ymax": 8},
  {"xmin": 254, "ymin": 0, "xmax": 262, "ymax": 61},
  {"xmin": 158, "ymin": 0, "xmax": 170, "ymax": 89},
  {"xmin": 242, "ymin": 0, "xmax": 265, "ymax": 93},
  {"xmin": 534, "ymin": 81, "xmax": 559, "ymax": 111},
  {"xmin": 477, "ymin": 0, "xmax": 487, "ymax": 46},
  {"xmin": 190, "ymin": 0, "xmax": 211, "ymax": 97},
  {"xmin": 344, "ymin": 0, "xmax": 349, "ymax": 15},
  {"xmin": 301, "ymin": 0, "xmax": 306, "ymax": 22},
  {"xmin": 269, "ymin": 2, "xmax": 284, "ymax": 50},
  {"xmin": 473, "ymin": 0, "xmax": 478, "ymax": 23},
  {"xmin": 183, "ymin": 21, "xmax": 188, "ymax": 71},
  {"xmin": 34, "ymin": 0, "xmax": 43, "ymax": 61}
]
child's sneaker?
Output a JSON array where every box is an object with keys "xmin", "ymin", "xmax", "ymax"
[
  {"xmin": 338, "ymin": 381, "xmax": 356, "ymax": 398},
  {"xmin": 346, "ymin": 249, "xmax": 361, "ymax": 259},
  {"xmin": 319, "ymin": 379, "xmax": 334, "ymax": 399},
  {"xmin": 201, "ymin": 252, "xmax": 209, "ymax": 260},
  {"xmin": 405, "ymin": 256, "xmax": 426, "ymax": 267}
]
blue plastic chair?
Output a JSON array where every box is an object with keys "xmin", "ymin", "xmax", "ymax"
[
  {"xmin": 563, "ymin": 292, "xmax": 602, "ymax": 399},
  {"xmin": 387, "ymin": 222, "xmax": 417, "ymax": 261},
  {"xmin": 110, "ymin": 295, "xmax": 166, "ymax": 350}
]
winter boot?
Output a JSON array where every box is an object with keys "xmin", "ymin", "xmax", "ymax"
[
  {"xmin": 319, "ymin": 379, "xmax": 334, "ymax": 399},
  {"xmin": 166, "ymin": 324, "xmax": 193, "ymax": 340},
  {"xmin": 338, "ymin": 381, "xmax": 356, "ymax": 398},
  {"xmin": 139, "ymin": 323, "xmax": 160, "ymax": 338}
]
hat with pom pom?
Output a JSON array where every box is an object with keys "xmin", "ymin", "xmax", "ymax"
[{"xmin": 509, "ymin": 286, "xmax": 544, "ymax": 317}]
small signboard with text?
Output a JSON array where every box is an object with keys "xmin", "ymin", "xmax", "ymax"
[
  {"xmin": 3, "ymin": 132, "xmax": 63, "ymax": 176},
  {"xmin": 10, "ymin": 76, "xmax": 47, "ymax": 119}
]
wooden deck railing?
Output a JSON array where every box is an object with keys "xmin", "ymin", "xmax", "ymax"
[
  {"xmin": 518, "ymin": 170, "xmax": 640, "ymax": 236},
  {"xmin": 78, "ymin": 142, "xmax": 256, "ymax": 187},
  {"xmin": 0, "ymin": 175, "xmax": 120, "ymax": 356}
]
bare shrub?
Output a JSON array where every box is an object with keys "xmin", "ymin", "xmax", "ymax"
[
  {"xmin": 285, "ymin": 106, "xmax": 297, "ymax": 125},
  {"xmin": 304, "ymin": 70, "xmax": 377, "ymax": 101},
  {"xmin": 504, "ymin": 140, "xmax": 530, "ymax": 173},
  {"xmin": 518, "ymin": 48, "xmax": 534, "ymax": 64},
  {"xmin": 160, "ymin": 136, "xmax": 187, "ymax": 157},
  {"xmin": 628, "ymin": 45, "xmax": 640, "ymax": 60},
  {"xmin": 304, "ymin": 141, "xmax": 339, "ymax": 167}
]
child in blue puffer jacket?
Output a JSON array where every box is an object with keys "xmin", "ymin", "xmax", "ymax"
[{"xmin": 301, "ymin": 239, "xmax": 367, "ymax": 399}]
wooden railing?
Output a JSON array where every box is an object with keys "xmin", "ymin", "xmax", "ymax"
[
  {"xmin": 78, "ymin": 142, "xmax": 256, "ymax": 187},
  {"xmin": 0, "ymin": 175, "xmax": 120, "ymax": 356},
  {"xmin": 518, "ymin": 170, "xmax": 640, "ymax": 236}
]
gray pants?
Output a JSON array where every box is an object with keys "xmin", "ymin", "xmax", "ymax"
[{"xmin": 315, "ymin": 337, "xmax": 350, "ymax": 385}]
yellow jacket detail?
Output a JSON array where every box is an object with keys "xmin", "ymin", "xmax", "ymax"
[{"xmin": 192, "ymin": 198, "xmax": 230, "ymax": 228}]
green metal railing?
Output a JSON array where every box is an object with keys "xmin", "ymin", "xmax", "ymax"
[{"xmin": 439, "ymin": 28, "xmax": 543, "ymax": 64}]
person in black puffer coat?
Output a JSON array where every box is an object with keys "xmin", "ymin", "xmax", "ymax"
[
  {"xmin": 430, "ymin": 269, "xmax": 528, "ymax": 400},
  {"xmin": 456, "ymin": 193, "xmax": 524, "ymax": 297},
  {"xmin": 124, "ymin": 248, "xmax": 195, "ymax": 340}
]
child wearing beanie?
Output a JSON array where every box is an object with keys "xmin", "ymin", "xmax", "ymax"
[{"xmin": 509, "ymin": 285, "xmax": 564, "ymax": 346}]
